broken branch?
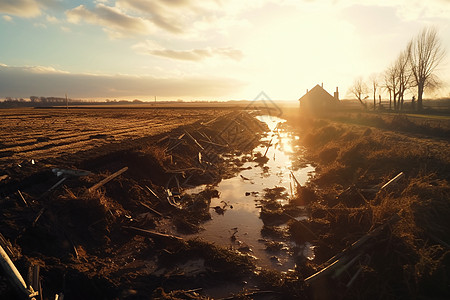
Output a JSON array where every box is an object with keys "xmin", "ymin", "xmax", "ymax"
[
  {"xmin": 184, "ymin": 130, "xmax": 204, "ymax": 150},
  {"xmin": 139, "ymin": 201, "xmax": 163, "ymax": 217},
  {"xmin": 0, "ymin": 245, "xmax": 37, "ymax": 299},
  {"xmin": 17, "ymin": 190, "xmax": 29, "ymax": 207},
  {"xmin": 379, "ymin": 172, "xmax": 404, "ymax": 191},
  {"xmin": 88, "ymin": 167, "xmax": 128, "ymax": 192},
  {"xmin": 123, "ymin": 226, "xmax": 183, "ymax": 242}
]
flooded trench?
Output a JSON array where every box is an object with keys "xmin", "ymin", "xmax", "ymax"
[{"xmin": 186, "ymin": 115, "xmax": 315, "ymax": 271}]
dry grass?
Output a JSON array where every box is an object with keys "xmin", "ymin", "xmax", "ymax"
[{"xmin": 286, "ymin": 111, "xmax": 450, "ymax": 298}]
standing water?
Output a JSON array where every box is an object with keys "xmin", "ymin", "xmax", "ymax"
[{"xmin": 186, "ymin": 115, "xmax": 315, "ymax": 271}]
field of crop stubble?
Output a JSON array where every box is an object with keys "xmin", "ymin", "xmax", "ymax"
[{"xmin": 0, "ymin": 107, "xmax": 228, "ymax": 168}]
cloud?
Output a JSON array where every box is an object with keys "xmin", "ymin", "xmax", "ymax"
[
  {"xmin": 0, "ymin": 0, "xmax": 41, "ymax": 17},
  {"xmin": 116, "ymin": 0, "xmax": 190, "ymax": 34},
  {"xmin": 2, "ymin": 15, "xmax": 13, "ymax": 22},
  {"xmin": 62, "ymin": 1, "xmax": 269, "ymax": 39},
  {"xmin": 66, "ymin": 4, "xmax": 153, "ymax": 38},
  {"xmin": 133, "ymin": 41, "xmax": 243, "ymax": 61},
  {"xmin": 0, "ymin": 64, "xmax": 245, "ymax": 99},
  {"xmin": 46, "ymin": 14, "xmax": 58, "ymax": 23},
  {"xmin": 28, "ymin": 65, "xmax": 69, "ymax": 74}
]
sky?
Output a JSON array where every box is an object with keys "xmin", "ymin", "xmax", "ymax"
[{"xmin": 0, "ymin": 0, "xmax": 449, "ymax": 101}]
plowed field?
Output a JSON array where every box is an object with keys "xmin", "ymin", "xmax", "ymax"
[{"xmin": 0, "ymin": 107, "xmax": 226, "ymax": 167}]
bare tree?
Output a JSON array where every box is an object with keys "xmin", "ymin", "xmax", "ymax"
[
  {"xmin": 408, "ymin": 27, "xmax": 446, "ymax": 110},
  {"xmin": 350, "ymin": 77, "xmax": 368, "ymax": 108},
  {"xmin": 395, "ymin": 48, "xmax": 412, "ymax": 110},
  {"xmin": 383, "ymin": 48, "xmax": 412, "ymax": 111},
  {"xmin": 369, "ymin": 73, "xmax": 379, "ymax": 110},
  {"xmin": 384, "ymin": 64, "xmax": 398, "ymax": 110}
]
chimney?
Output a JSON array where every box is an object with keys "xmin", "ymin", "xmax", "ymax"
[
  {"xmin": 306, "ymin": 89, "xmax": 308, "ymax": 93},
  {"xmin": 334, "ymin": 87, "xmax": 339, "ymax": 101},
  {"xmin": 321, "ymin": 82, "xmax": 323, "ymax": 88}
]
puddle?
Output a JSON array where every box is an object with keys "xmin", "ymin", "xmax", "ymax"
[{"xmin": 185, "ymin": 115, "xmax": 315, "ymax": 271}]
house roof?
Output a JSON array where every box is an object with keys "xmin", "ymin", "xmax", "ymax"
[{"xmin": 298, "ymin": 84, "xmax": 335, "ymax": 102}]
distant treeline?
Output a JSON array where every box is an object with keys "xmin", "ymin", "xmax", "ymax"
[{"xmin": 0, "ymin": 96, "xmax": 146, "ymax": 108}]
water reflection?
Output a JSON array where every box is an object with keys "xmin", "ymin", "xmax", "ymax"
[{"xmin": 185, "ymin": 115, "xmax": 315, "ymax": 271}]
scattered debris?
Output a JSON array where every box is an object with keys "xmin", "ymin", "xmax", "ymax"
[
  {"xmin": 0, "ymin": 245, "xmax": 39, "ymax": 299},
  {"xmin": 123, "ymin": 226, "xmax": 184, "ymax": 242},
  {"xmin": 240, "ymin": 175, "xmax": 251, "ymax": 181},
  {"xmin": 379, "ymin": 171, "xmax": 405, "ymax": 191},
  {"xmin": 17, "ymin": 190, "xmax": 28, "ymax": 207},
  {"xmin": 305, "ymin": 214, "xmax": 400, "ymax": 286},
  {"xmin": 139, "ymin": 201, "xmax": 163, "ymax": 217},
  {"xmin": 52, "ymin": 168, "xmax": 91, "ymax": 177},
  {"xmin": 88, "ymin": 167, "xmax": 128, "ymax": 192}
]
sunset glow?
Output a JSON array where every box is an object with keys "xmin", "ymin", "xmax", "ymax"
[{"xmin": 1, "ymin": 0, "xmax": 449, "ymax": 100}]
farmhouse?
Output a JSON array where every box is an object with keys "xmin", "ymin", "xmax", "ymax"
[{"xmin": 298, "ymin": 84, "xmax": 340, "ymax": 111}]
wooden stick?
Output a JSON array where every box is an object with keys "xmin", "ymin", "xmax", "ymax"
[
  {"xmin": 55, "ymin": 293, "xmax": 64, "ymax": 300},
  {"xmin": 32, "ymin": 207, "xmax": 46, "ymax": 227},
  {"xmin": 30, "ymin": 265, "xmax": 42, "ymax": 300},
  {"xmin": 123, "ymin": 226, "xmax": 183, "ymax": 241},
  {"xmin": 290, "ymin": 171, "xmax": 301, "ymax": 188},
  {"xmin": 139, "ymin": 201, "xmax": 163, "ymax": 217},
  {"xmin": 144, "ymin": 185, "xmax": 163, "ymax": 202},
  {"xmin": 198, "ymin": 139, "xmax": 228, "ymax": 148},
  {"xmin": 184, "ymin": 130, "xmax": 204, "ymax": 150},
  {"xmin": 63, "ymin": 231, "xmax": 79, "ymax": 259},
  {"xmin": 17, "ymin": 190, "xmax": 28, "ymax": 207},
  {"xmin": 263, "ymin": 138, "xmax": 273, "ymax": 157},
  {"xmin": 0, "ymin": 245, "xmax": 36, "ymax": 299},
  {"xmin": 0, "ymin": 233, "xmax": 15, "ymax": 259},
  {"xmin": 167, "ymin": 140, "xmax": 184, "ymax": 152},
  {"xmin": 380, "ymin": 172, "xmax": 404, "ymax": 191},
  {"xmin": 88, "ymin": 167, "xmax": 128, "ymax": 192},
  {"xmin": 290, "ymin": 181, "xmax": 293, "ymax": 199},
  {"xmin": 156, "ymin": 135, "xmax": 169, "ymax": 144},
  {"xmin": 202, "ymin": 115, "xmax": 221, "ymax": 126},
  {"xmin": 197, "ymin": 130, "xmax": 212, "ymax": 142},
  {"xmin": 305, "ymin": 215, "xmax": 400, "ymax": 285},
  {"xmin": 37, "ymin": 177, "xmax": 67, "ymax": 200},
  {"xmin": 165, "ymin": 167, "xmax": 205, "ymax": 173}
]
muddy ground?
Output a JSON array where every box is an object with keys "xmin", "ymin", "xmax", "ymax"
[
  {"xmin": 1, "ymin": 107, "xmax": 449, "ymax": 300},
  {"xmin": 0, "ymin": 108, "xmax": 292, "ymax": 300}
]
